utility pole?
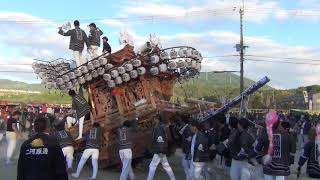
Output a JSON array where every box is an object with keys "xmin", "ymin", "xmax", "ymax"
[
  {"xmin": 235, "ymin": 2, "xmax": 247, "ymax": 94},
  {"xmin": 239, "ymin": 6, "xmax": 244, "ymax": 94},
  {"xmin": 238, "ymin": 0, "xmax": 248, "ymax": 117}
]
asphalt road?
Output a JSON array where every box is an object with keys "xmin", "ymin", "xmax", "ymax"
[{"xmin": 0, "ymin": 135, "xmax": 311, "ymax": 180}]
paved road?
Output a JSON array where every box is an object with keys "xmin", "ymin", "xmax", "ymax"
[
  {"xmin": 0, "ymin": 136, "xmax": 186, "ymax": 180},
  {"xmin": 0, "ymin": 136, "xmax": 311, "ymax": 180}
]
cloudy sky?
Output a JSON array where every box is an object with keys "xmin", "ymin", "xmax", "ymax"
[{"xmin": 0, "ymin": 0, "xmax": 320, "ymax": 89}]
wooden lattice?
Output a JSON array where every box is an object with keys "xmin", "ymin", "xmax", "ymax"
[{"xmin": 69, "ymin": 45, "xmax": 207, "ymax": 167}]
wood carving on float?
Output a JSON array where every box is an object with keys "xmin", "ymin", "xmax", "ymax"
[{"xmin": 31, "ymin": 33, "xmax": 208, "ymax": 167}]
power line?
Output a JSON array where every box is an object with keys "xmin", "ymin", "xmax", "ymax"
[
  {"xmin": 0, "ymin": 8, "xmax": 238, "ymax": 24},
  {"xmin": 0, "ymin": 71, "xmax": 34, "ymax": 73},
  {"xmin": 203, "ymin": 57, "xmax": 320, "ymax": 66},
  {"xmin": 245, "ymin": 7, "xmax": 320, "ymax": 11},
  {"xmin": 244, "ymin": 7, "xmax": 320, "ymax": 14},
  {"xmin": 203, "ymin": 55, "xmax": 239, "ymax": 58},
  {"xmin": 244, "ymin": 58, "xmax": 320, "ymax": 65},
  {"xmin": 245, "ymin": 8, "xmax": 320, "ymax": 14},
  {"xmin": 2, "ymin": 54, "xmax": 320, "ymax": 69},
  {"xmin": 1, "ymin": 58, "xmax": 319, "ymax": 73},
  {"xmin": 246, "ymin": 55, "xmax": 320, "ymax": 62},
  {"xmin": 204, "ymin": 55, "xmax": 320, "ymax": 63},
  {"xmin": 0, "ymin": 64, "xmax": 33, "ymax": 66},
  {"xmin": 1, "ymin": 7, "xmax": 319, "ymax": 24},
  {"xmin": 210, "ymin": 70, "xmax": 239, "ymax": 73}
]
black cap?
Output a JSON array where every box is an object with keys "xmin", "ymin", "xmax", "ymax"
[
  {"xmin": 74, "ymin": 20, "xmax": 80, "ymax": 27},
  {"xmin": 215, "ymin": 112, "xmax": 226, "ymax": 124},
  {"xmin": 89, "ymin": 23, "xmax": 96, "ymax": 28},
  {"xmin": 190, "ymin": 119, "xmax": 203, "ymax": 130},
  {"xmin": 102, "ymin": 36, "xmax": 108, "ymax": 41},
  {"xmin": 68, "ymin": 89, "xmax": 76, "ymax": 97},
  {"xmin": 238, "ymin": 118, "xmax": 250, "ymax": 130}
]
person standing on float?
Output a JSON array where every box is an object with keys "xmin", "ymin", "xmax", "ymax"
[{"xmin": 58, "ymin": 20, "xmax": 89, "ymax": 66}]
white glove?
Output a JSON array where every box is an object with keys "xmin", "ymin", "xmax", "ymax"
[
  {"xmin": 222, "ymin": 139, "xmax": 229, "ymax": 147},
  {"xmin": 209, "ymin": 144, "xmax": 216, "ymax": 150},
  {"xmin": 187, "ymin": 136, "xmax": 192, "ymax": 142}
]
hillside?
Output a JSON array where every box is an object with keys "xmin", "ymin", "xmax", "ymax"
[
  {"xmin": 0, "ymin": 73, "xmax": 271, "ymax": 93},
  {"xmin": 0, "ymin": 75, "xmax": 318, "ymax": 109},
  {"xmin": 0, "ymin": 79, "xmax": 70, "ymax": 104},
  {"xmin": 174, "ymin": 72, "xmax": 272, "ymax": 101},
  {"xmin": 0, "ymin": 73, "xmax": 272, "ymax": 104},
  {"xmin": 0, "ymin": 79, "xmax": 46, "ymax": 92}
]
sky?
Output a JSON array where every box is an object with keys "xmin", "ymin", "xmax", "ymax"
[{"xmin": 0, "ymin": 0, "xmax": 320, "ymax": 89}]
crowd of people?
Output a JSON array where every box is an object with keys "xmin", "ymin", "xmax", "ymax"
[
  {"xmin": 2, "ymin": 89, "xmax": 320, "ymax": 180},
  {"xmin": 168, "ymin": 111, "xmax": 320, "ymax": 180},
  {"xmin": 107, "ymin": 110, "xmax": 320, "ymax": 180},
  {"xmin": 0, "ymin": 103, "xmax": 71, "ymax": 128}
]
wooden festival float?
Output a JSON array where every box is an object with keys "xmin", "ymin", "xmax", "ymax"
[{"xmin": 32, "ymin": 41, "xmax": 213, "ymax": 166}]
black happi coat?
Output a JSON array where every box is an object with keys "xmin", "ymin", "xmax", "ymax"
[
  {"xmin": 228, "ymin": 129, "xmax": 256, "ymax": 161},
  {"xmin": 53, "ymin": 130, "xmax": 73, "ymax": 148},
  {"xmin": 88, "ymin": 28, "xmax": 103, "ymax": 47},
  {"xmin": 17, "ymin": 133, "xmax": 68, "ymax": 180},
  {"xmin": 117, "ymin": 120, "xmax": 137, "ymax": 150},
  {"xmin": 255, "ymin": 129, "xmax": 296, "ymax": 176},
  {"xmin": 58, "ymin": 27, "xmax": 88, "ymax": 52},
  {"xmin": 237, "ymin": 131, "xmax": 256, "ymax": 160},
  {"xmin": 206, "ymin": 128, "xmax": 219, "ymax": 160},
  {"xmin": 298, "ymin": 140, "xmax": 320, "ymax": 178},
  {"xmin": 72, "ymin": 94, "xmax": 90, "ymax": 120},
  {"xmin": 152, "ymin": 122, "xmax": 168, "ymax": 154},
  {"xmin": 227, "ymin": 129, "xmax": 241, "ymax": 159},
  {"xmin": 103, "ymin": 42, "xmax": 112, "ymax": 53},
  {"xmin": 191, "ymin": 131, "xmax": 209, "ymax": 162},
  {"xmin": 216, "ymin": 125, "xmax": 232, "ymax": 166},
  {"xmin": 180, "ymin": 124, "xmax": 193, "ymax": 159},
  {"xmin": 219, "ymin": 125, "xmax": 231, "ymax": 143},
  {"xmin": 85, "ymin": 127, "xmax": 104, "ymax": 149}
]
